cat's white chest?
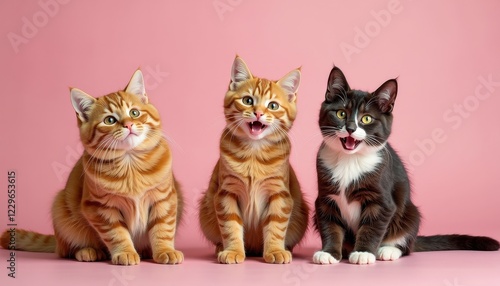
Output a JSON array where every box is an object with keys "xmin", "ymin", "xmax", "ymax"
[
  {"xmin": 243, "ymin": 184, "xmax": 268, "ymax": 228},
  {"xmin": 319, "ymin": 145, "xmax": 382, "ymax": 190},
  {"xmin": 129, "ymin": 197, "xmax": 149, "ymax": 235},
  {"xmin": 328, "ymin": 190, "xmax": 362, "ymax": 232},
  {"xmin": 320, "ymin": 145, "xmax": 382, "ymax": 230}
]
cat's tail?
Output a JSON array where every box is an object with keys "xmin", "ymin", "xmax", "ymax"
[
  {"xmin": 1, "ymin": 229, "xmax": 56, "ymax": 253},
  {"xmin": 414, "ymin": 235, "xmax": 499, "ymax": 252}
]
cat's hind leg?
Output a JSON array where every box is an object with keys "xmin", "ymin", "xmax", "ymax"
[
  {"xmin": 377, "ymin": 236, "xmax": 408, "ymax": 261},
  {"xmin": 75, "ymin": 247, "xmax": 107, "ymax": 262},
  {"xmin": 313, "ymin": 251, "xmax": 340, "ymax": 264}
]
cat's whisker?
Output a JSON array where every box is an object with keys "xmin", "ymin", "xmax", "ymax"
[
  {"xmin": 223, "ymin": 117, "xmax": 247, "ymax": 144},
  {"xmin": 323, "ymin": 135, "xmax": 339, "ymax": 148},
  {"xmin": 364, "ymin": 135, "xmax": 393, "ymax": 161},
  {"xmin": 84, "ymin": 136, "xmax": 112, "ymax": 179},
  {"xmin": 149, "ymin": 129, "xmax": 184, "ymax": 153},
  {"xmin": 93, "ymin": 137, "xmax": 116, "ymax": 185},
  {"xmin": 269, "ymin": 124, "xmax": 290, "ymax": 159}
]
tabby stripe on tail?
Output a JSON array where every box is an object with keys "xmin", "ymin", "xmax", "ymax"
[{"xmin": 1, "ymin": 229, "xmax": 55, "ymax": 253}]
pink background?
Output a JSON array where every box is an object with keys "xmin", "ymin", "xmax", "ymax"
[{"xmin": 1, "ymin": 0, "xmax": 500, "ymax": 260}]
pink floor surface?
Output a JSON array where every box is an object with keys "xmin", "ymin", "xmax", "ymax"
[{"xmin": 1, "ymin": 246, "xmax": 499, "ymax": 286}]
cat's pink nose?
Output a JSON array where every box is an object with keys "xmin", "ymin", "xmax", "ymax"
[
  {"xmin": 123, "ymin": 122, "xmax": 134, "ymax": 130},
  {"xmin": 254, "ymin": 111, "xmax": 263, "ymax": 120}
]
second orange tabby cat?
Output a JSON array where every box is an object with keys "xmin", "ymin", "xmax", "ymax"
[{"xmin": 198, "ymin": 56, "xmax": 309, "ymax": 264}]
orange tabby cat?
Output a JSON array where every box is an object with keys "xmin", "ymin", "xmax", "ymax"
[
  {"xmin": 198, "ymin": 56, "xmax": 309, "ymax": 264},
  {"xmin": 0, "ymin": 69, "xmax": 183, "ymax": 265}
]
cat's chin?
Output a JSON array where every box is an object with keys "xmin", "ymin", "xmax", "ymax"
[
  {"xmin": 117, "ymin": 134, "xmax": 147, "ymax": 151},
  {"xmin": 246, "ymin": 132, "xmax": 268, "ymax": 141},
  {"xmin": 340, "ymin": 145, "xmax": 363, "ymax": 155}
]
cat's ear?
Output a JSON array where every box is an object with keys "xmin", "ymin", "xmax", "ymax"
[
  {"xmin": 326, "ymin": 66, "xmax": 350, "ymax": 102},
  {"xmin": 125, "ymin": 69, "xmax": 148, "ymax": 104},
  {"xmin": 70, "ymin": 88, "xmax": 96, "ymax": 123},
  {"xmin": 374, "ymin": 79, "xmax": 398, "ymax": 113},
  {"xmin": 277, "ymin": 68, "xmax": 301, "ymax": 102},
  {"xmin": 229, "ymin": 55, "xmax": 253, "ymax": 91}
]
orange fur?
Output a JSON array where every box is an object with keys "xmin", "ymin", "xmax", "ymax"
[
  {"xmin": 199, "ymin": 56, "xmax": 309, "ymax": 264},
  {"xmin": 0, "ymin": 70, "xmax": 183, "ymax": 265}
]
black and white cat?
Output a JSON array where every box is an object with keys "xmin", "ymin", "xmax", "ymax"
[{"xmin": 313, "ymin": 66, "xmax": 499, "ymax": 265}]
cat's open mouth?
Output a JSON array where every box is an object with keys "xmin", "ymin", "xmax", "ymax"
[
  {"xmin": 340, "ymin": 136, "xmax": 362, "ymax": 151},
  {"xmin": 248, "ymin": 121, "xmax": 267, "ymax": 135}
]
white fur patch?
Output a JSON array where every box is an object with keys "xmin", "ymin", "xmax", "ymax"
[
  {"xmin": 313, "ymin": 251, "xmax": 339, "ymax": 265},
  {"xmin": 377, "ymin": 246, "xmax": 402, "ymax": 261},
  {"xmin": 320, "ymin": 144, "xmax": 382, "ymax": 231},
  {"xmin": 349, "ymin": 251, "xmax": 376, "ymax": 265},
  {"xmin": 242, "ymin": 184, "xmax": 268, "ymax": 229},
  {"xmin": 320, "ymin": 144, "xmax": 382, "ymax": 191},
  {"xmin": 129, "ymin": 197, "xmax": 149, "ymax": 239},
  {"xmin": 328, "ymin": 191, "xmax": 361, "ymax": 232}
]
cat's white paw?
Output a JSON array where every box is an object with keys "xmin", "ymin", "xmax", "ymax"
[
  {"xmin": 349, "ymin": 251, "xmax": 376, "ymax": 265},
  {"xmin": 377, "ymin": 246, "xmax": 402, "ymax": 261},
  {"xmin": 313, "ymin": 251, "xmax": 339, "ymax": 265}
]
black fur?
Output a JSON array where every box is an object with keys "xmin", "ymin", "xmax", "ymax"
[
  {"xmin": 415, "ymin": 235, "xmax": 500, "ymax": 252},
  {"xmin": 314, "ymin": 66, "xmax": 499, "ymax": 263}
]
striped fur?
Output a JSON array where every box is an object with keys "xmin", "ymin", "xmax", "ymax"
[
  {"xmin": 0, "ymin": 70, "xmax": 183, "ymax": 265},
  {"xmin": 199, "ymin": 56, "xmax": 309, "ymax": 264}
]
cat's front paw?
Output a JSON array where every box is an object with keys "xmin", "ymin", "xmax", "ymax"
[
  {"xmin": 312, "ymin": 251, "xmax": 340, "ymax": 265},
  {"xmin": 75, "ymin": 247, "xmax": 106, "ymax": 262},
  {"xmin": 153, "ymin": 250, "xmax": 184, "ymax": 264},
  {"xmin": 264, "ymin": 250, "xmax": 292, "ymax": 264},
  {"xmin": 112, "ymin": 251, "xmax": 140, "ymax": 265},
  {"xmin": 218, "ymin": 250, "xmax": 245, "ymax": 264},
  {"xmin": 377, "ymin": 246, "xmax": 402, "ymax": 261},
  {"xmin": 349, "ymin": 251, "xmax": 376, "ymax": 265}
]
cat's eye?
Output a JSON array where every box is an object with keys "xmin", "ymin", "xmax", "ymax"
[
  {"xmin": 268, "ymin": 102, "xmax": 279, "ymax": 110},
  {"xmin": 242, "ymin": 96, "xmax": 254, "ymax": 106},
  {"xmin": 104, "ymin": 116, "xmax": 117, "ymax": 125},
  {"xmin": 130, "ymin": 109, "xmax": 140, "ymax": 118},
  {"xmin": 336, "ymin": 110, "xmax": 347, "ymax": 119},
  {"xmin": 361, "ymin": 115, "xmax": 373, "ymax": 125}
]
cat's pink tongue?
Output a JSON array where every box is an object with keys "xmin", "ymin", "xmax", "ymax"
[
  {"xmin": 345, "ymin": 136, "xmax": 357, "ymax": 150},
  {"xmin": 250, "ymin": 121, "xmax": 265, "ymax": 135}
]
